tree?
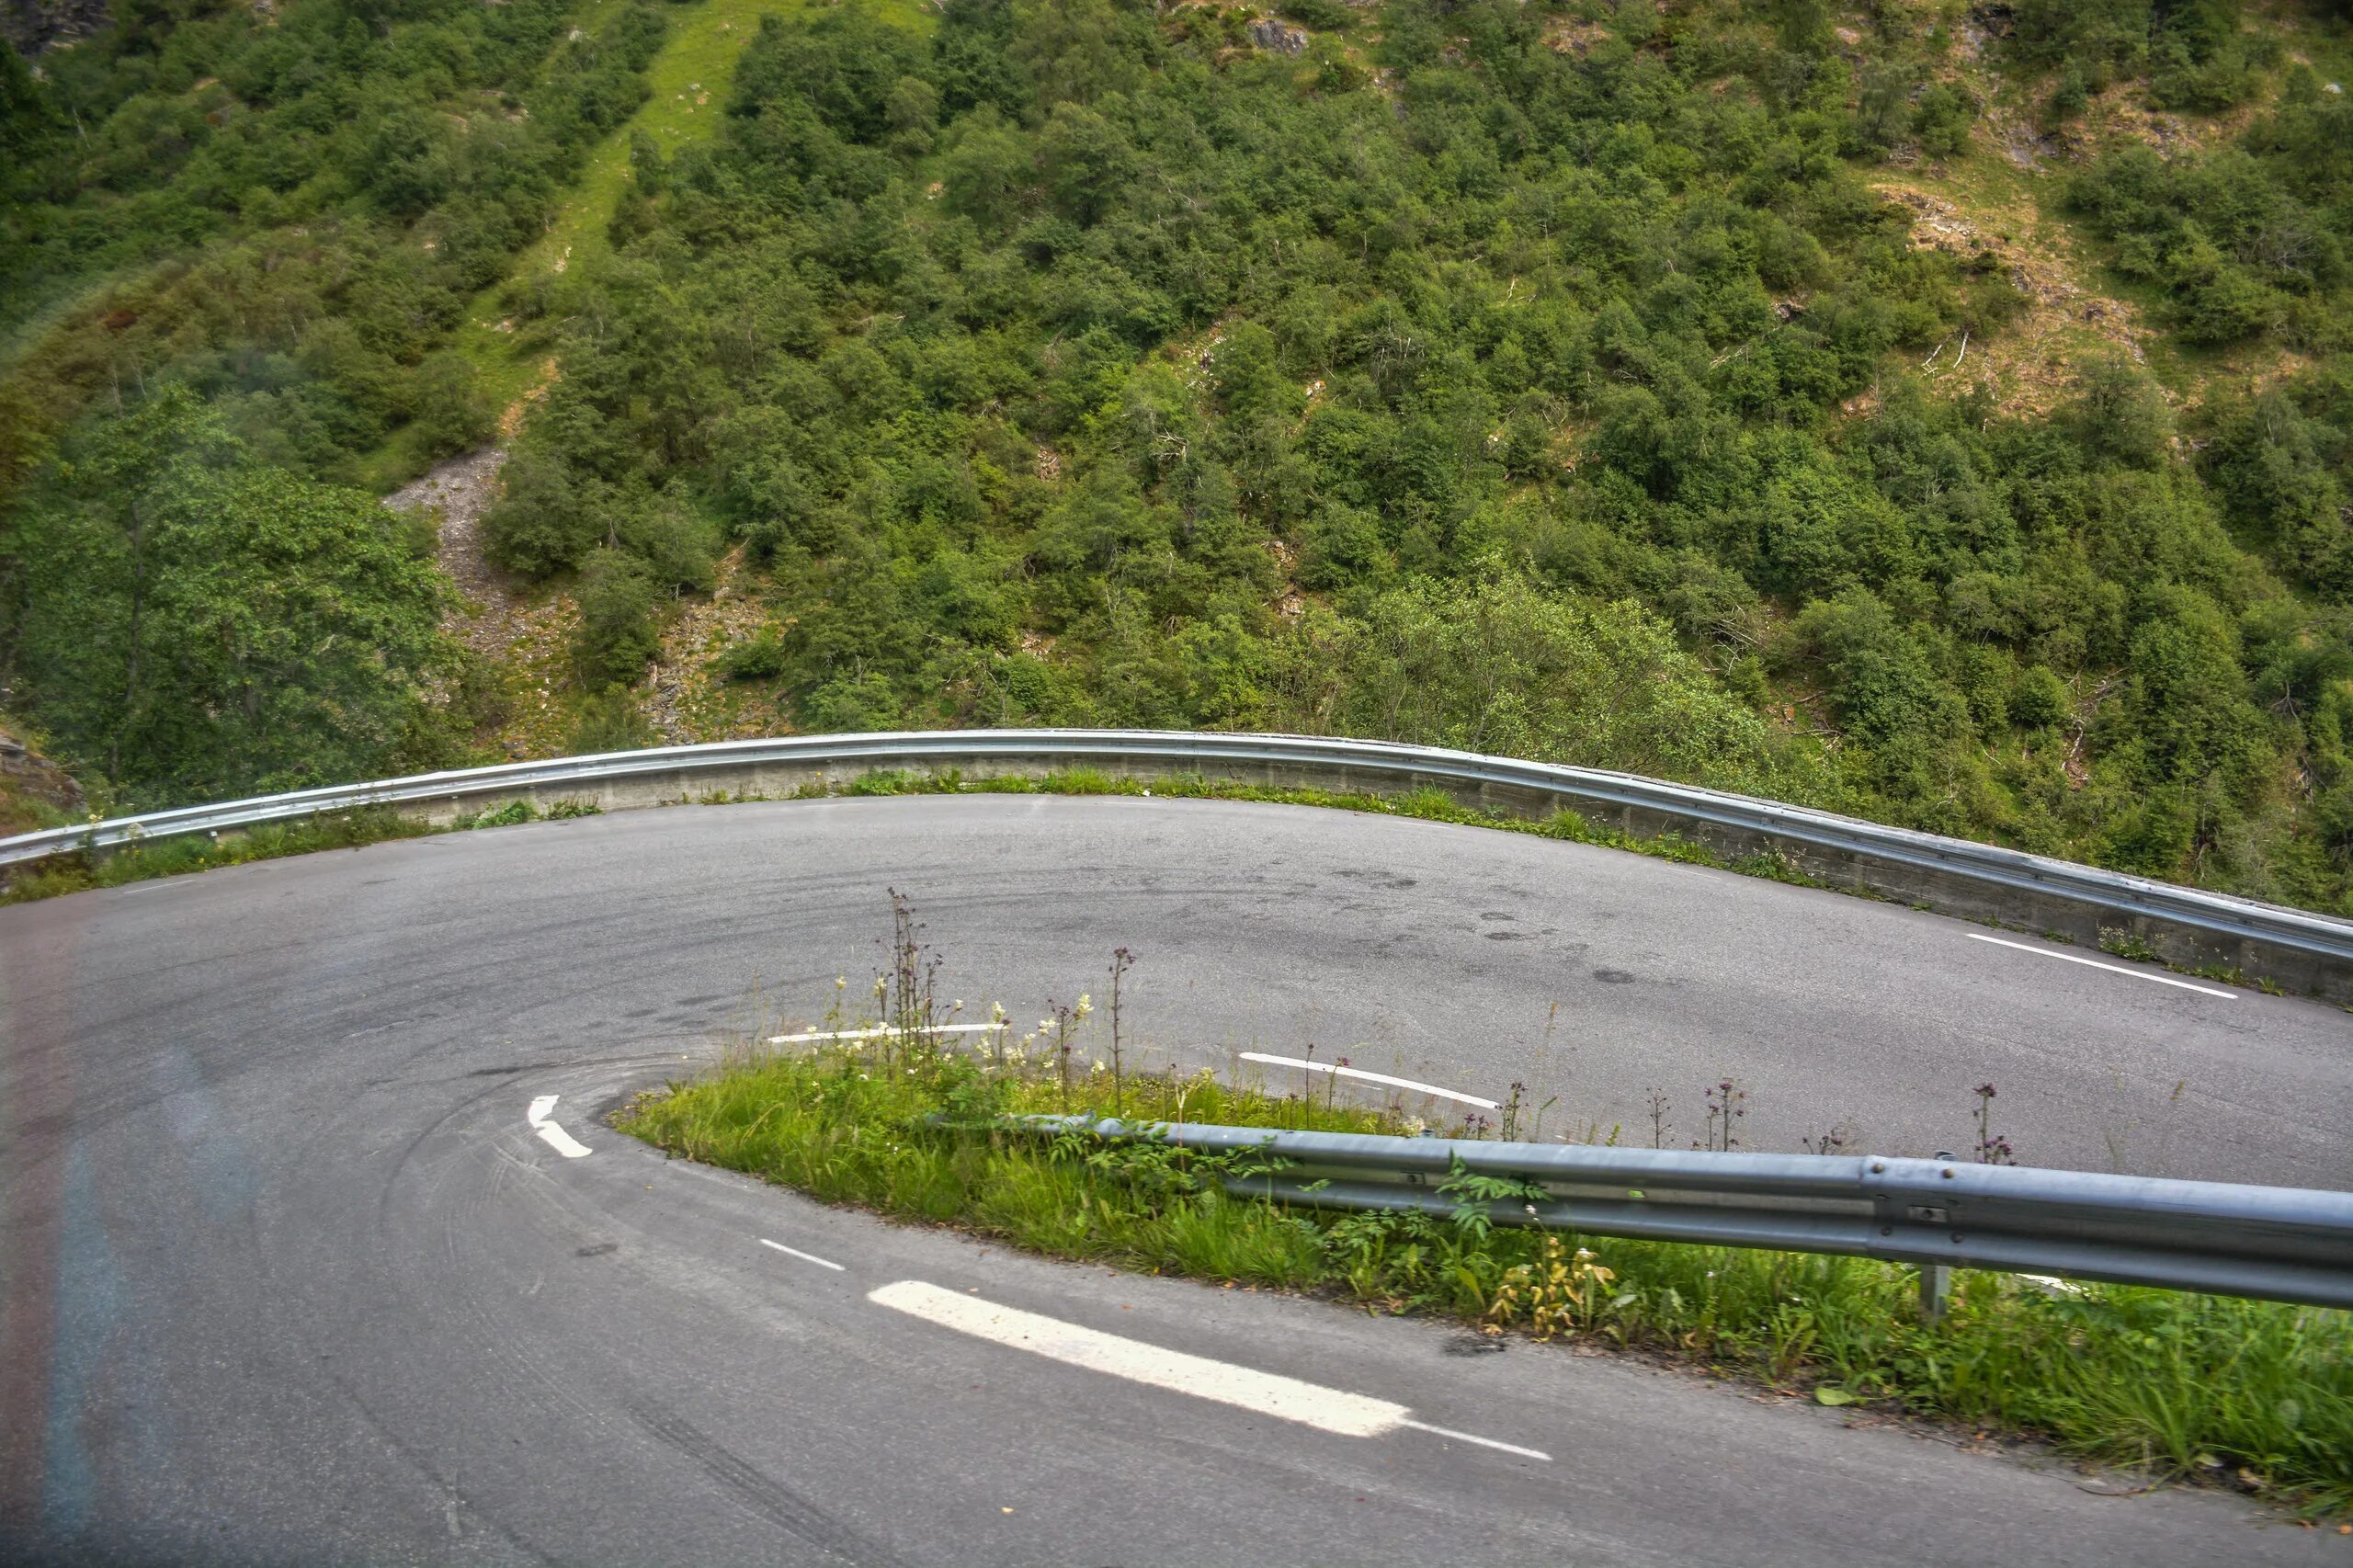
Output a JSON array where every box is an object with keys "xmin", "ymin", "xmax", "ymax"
[
  {"xmin": 8, "ymin": 392, "xmax": 450, "ymax": 802},
  {"xmin": 574, "ymin": 547, "xmax": 663, "ymax": 688}
]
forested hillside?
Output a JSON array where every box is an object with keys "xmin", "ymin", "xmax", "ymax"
[{"xmin": 5, "ymin": 0, "xmax": 2353, "ymax": 915}]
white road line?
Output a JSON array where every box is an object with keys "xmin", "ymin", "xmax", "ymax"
[
  {"xmin": 1399, "ymin": 1419, "xmax": 1554, "ymax": 1461},
  {"xmin": 1237, "ymin": 1051, "xmax": 1499, "ymax": 1109},
  {"xmin": 525, "ymin": 1094, "xmax": 592, "ymax": 1158},
  {"xmin": 759, "ymin": 1238, "xmax": 847, "ymax": 1272},
  {"xmin": 868, "ymin": 1281, "xmax": 1546, "ymax": 1460},
  {"xmin": 1962, "ymin": 934, "xmax": 2235, "ymax": 998},
  {"xmin": 768, "ymin": 1023, "xmax": 1009, "ymax": 1045}
]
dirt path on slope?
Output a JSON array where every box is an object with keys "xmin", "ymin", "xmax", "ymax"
[
  {"xmin": 385, "ymin": 447, "xmax": 526, "ymax": 658},
  {"xmin": 383, "ymin": 446, "xmax": 582, "ymax": 756}
]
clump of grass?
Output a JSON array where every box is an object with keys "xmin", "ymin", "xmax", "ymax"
[
  {"xmin": 619, "ymin": 918, "xmax": 2353, "ymax": 1514},
  {"xmin": 2100, "ymin": 926, "xmax": 2165, "ymax": 963},
  {"xmin": 456, "ymin": 795, "xmax": 603, "ymax": 826}
]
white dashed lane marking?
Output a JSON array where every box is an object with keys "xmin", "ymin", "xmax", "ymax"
[
  {"xmin": 869, "ymin": 1280, "xmax": 1550, "ymax": 1460},
  {"xmin": 526, "ymin": 1095, "xmax": 592, "ymax": 1158},
  {"xmin": 760, "ymin": 1238, "xmax": 847, "ymax": 1272},
  {"xmin": 1237, "ymin": 1052, "xmax": 1499, "ymax": 1109},
  {"xmin": 1963, "ymin": 933, "xmax": 2235, "ymax": 999}
]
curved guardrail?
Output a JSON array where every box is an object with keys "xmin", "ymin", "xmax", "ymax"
[
  {"xmin": 1008, "ymin": 1115, "xmax": 2353, "ymax": 1311},
  {"xmin": 7, "ymin": 728, "xmax": 2351, "ymax": 994}
]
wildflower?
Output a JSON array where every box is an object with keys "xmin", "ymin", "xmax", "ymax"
[
  {"xmin": 835, "ymin": 976, "xmax": 847, "ymax": 990},
  {"xmin": 1074, "ymin": 994, "xmax": 1094, "ymax": 1019},
  {"xmin": 1977, "ymin": 1083, "xmax": 1997, "ymax": 1099},
  {"xmin": 952, "ymin": 999, "xmax": 964, "ymax": 1013}
]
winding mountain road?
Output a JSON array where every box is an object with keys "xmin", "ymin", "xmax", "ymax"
[{"xmin": 4, "ymin": 796, "xmax": 2347, "ymax": 1564}]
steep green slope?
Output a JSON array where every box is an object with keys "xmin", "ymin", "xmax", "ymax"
[
  {"xmin": 0, "ymin": 0, "xmax": 663, "ymax": 803},
  {"xmin": 5, "ymin": 0, "xmax": 2353, "ymax": 919}
]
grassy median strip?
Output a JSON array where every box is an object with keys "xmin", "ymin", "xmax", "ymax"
[{"xmin": 621, "ymin": 1031, "xmax": 2353, "ymax": 1514}]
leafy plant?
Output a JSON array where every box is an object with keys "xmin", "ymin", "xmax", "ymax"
[{"xmin": 1488, "ymin": 1233, "xmax": 1617, "ymax": 1343}]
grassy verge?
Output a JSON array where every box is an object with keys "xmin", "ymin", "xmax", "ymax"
[
  {"xmin": 620, "ymin": 1015, "xmax": 2353, "ymax": 1514},
  {"xmin": 0, "ymin": 797, "xmax": 600, "ymax": 903}
]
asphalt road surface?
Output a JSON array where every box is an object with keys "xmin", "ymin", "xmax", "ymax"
[{"xmin": 4, "ymin": 795, "xmax": 2347, "ymax": 1565}]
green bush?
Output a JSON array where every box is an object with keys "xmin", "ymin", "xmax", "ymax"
[
  {"xmin": 2011, "ymin": 665, "xmax": 2071, "ymax": 730},
  {"xmin": 574, "ymin": 548, "xmax": 663, "ymax": 688},
  {"xmin": 484, "ymin": 453, "xmax": 602, "ymax": 577}
]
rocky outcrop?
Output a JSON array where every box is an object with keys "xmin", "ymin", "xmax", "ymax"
[
  {"xmin": 4, "ymin": 0, "xmax": 110, "ymax": 55},
  {"xmin": 0, "ymin": 725, "xmax": 87, "ymax": 836},
  {"xmin": 1249, "ymin": 17, "xmax": 1307, "ymax": 56}
]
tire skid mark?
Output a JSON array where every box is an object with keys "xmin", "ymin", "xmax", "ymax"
[{"xmin": 622, "ymin": 1400, "xmax": 908, "ymax": 1567}]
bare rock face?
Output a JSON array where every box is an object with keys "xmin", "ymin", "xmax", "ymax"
[
  {"xmin": 3, "ymin": 0, "xmax": 110, "ymax": 55},
  {"xmin": 1249, "ymin": 17, "xmax": 1308, "ymax": 55},
  {"xmin": 382, "ymin": 446, "xmax": 535, "ymax": 662}
]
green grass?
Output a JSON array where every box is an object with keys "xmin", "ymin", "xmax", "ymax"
[
  {"xmin": 621, "ymin": 1033, "xmax": 2353, "ymax": 1514},
  {"xmin": 0, "ymin": 796, "xmax": 600, "ymax": 903}
]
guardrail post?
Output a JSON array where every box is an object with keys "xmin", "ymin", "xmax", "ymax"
[{"xmin": 1917, "ymin": 1263, "xmax": 1951, "ymax": 1322}]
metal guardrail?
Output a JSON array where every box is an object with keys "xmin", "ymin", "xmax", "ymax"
[
  {"xmin": 6, "ymin": 729, "xmax": 2351, "ymax": 977},
  {"xmin": 1006, "ymin": 1116, "xmax": 2353, "ymax": 1312}
]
